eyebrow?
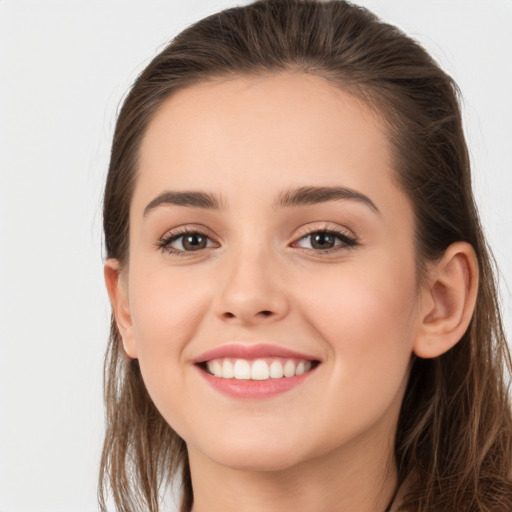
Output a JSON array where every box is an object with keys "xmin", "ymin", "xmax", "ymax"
[{"xmin": 143, "ymin": 186, "xmax": 379, "ymax": 216}]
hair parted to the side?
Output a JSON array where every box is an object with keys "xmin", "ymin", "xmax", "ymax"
[{"xmin": 100, "ymin": 1, "xmax": 512, "ymax": 511}]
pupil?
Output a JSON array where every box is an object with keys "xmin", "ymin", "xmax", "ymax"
[
  {"xmin": 312, "ymin": 233, "xmax": 334, "ymax": 249},
  {"xmin": 184, "ymin": 234, "xmax": 206, "ymax": 250}
]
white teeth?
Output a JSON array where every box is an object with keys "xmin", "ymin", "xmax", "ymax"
[
  {"xmin": 233, "ymin": 359, "xmax": 251, "ymax": 380},
  {"xmin": 283, "ymin": 360, "xmax": 296, "ymax": 378},
  {"xmin": 269, "ymin": 360, "xmax": 284, "ymax": 378},
  {"xmin": 222, "ymin": 359, "xmax": 234, "ymax": 378},
  {"xmin": 206, "ymin": 360, "xmax": 219, "ymax": 376},
  {"xmin": 212, "ymin": 360, "xmax": 222, "ymax": 377},
  {"xmin": 204, "ymin": 357, "xmax": 315, "ymax": 380},
  {"xmin": 251, "ymin": 359, "xmax": 270, "ymax": 380}
]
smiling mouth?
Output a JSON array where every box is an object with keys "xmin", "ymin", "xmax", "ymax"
[{"xmin": 197, "ymin": 357, "xmax": 321, "ymax": 381}]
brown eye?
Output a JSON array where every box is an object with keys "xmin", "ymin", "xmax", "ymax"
[
  {"xmin": 179, "ymin": 233, "xmax": 208, "ymax": 251},
  {"xmin": 309, "ymin": 232, "xmax": 337, "ymax": 250},
  {"xmin": 295, "ymin": 230, "xmax": 358, "ymax": 252},
  {"xmin": 159, "ymin": 230, "xmax": 216, "ymax": 255}
]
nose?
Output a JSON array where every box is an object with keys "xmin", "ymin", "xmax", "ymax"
[{"xmin": 213, "ymin": 245, "xmax": 290, "ymax": 326}]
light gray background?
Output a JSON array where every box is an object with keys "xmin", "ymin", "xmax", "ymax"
[{"xmin": 1, "ymin": 1, "xmax": 511, "ymax": 511}]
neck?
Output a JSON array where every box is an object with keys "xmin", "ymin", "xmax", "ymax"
[{"xmin": 188, "ymin": 425, "xmax": 399, "ymax": 512}]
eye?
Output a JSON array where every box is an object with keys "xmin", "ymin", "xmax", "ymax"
[
  {"xmin": 157, "ymin": 226, "xmax": 358, "ymax": 257},
  {"xmin": 293, "ymin": 228, "xmax": 358, "ymax": 252},
  {"xmin": 158, "ymin": 229, "xmax": 217, "ymax": 256}
]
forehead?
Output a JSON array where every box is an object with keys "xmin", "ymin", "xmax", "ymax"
[
  {"xmin": 139, "ymin": 73, "xmax": 388, "ymax": 172},
  {"xmin": 133, "ymin": 72, "xmax": 409, "ymax": 223}
]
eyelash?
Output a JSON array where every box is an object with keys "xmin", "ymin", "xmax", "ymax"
[{"xmin": 157, "ymin": 226, "xmax": 359, "ymax": 257}]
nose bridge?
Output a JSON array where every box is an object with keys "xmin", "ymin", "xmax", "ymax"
[{"xmin": 214, "ymin": 233, "xmax": 289, "ymax": 324}]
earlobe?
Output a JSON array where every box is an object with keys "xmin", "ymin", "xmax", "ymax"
[
  {"xmin": 413, "ymin": 242, "xmax": 479, "ymax": 359},
  {"xmin": 104, "ymin": 259, "xmax": 138, "ymax": 359}
]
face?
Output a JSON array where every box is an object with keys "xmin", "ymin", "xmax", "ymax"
[{"xmin": 110, "ymin": 72, "xmax": 425, "ymax": 472}]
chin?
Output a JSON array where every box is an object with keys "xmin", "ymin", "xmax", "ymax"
[
  {"xmin": 189, "ymin": 432, "xmax": 312, "ymax": 473},
  {"xmin": 215, "ymin": 450, "xmax": 305, "ymax": 473}
]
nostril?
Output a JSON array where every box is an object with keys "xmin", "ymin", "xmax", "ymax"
[{"xmin": 222, "ymin": 310, "xmax": 274, "ymax": 320}]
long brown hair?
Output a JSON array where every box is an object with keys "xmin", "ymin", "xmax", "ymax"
[{"xmin": 99, "ymin": 1, "xmax": 512, "ymax": 510}]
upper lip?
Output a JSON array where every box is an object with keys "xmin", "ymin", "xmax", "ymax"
[{"xmin": 193, "ymin": 343, "xmax": 320, "ymax": 364}]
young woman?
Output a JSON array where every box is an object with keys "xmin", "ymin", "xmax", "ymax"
[{"xmin": 99, "ymin": 1, "xmax": 512, "ymax": 511}]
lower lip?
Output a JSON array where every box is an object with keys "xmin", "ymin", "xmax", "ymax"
[{"xmin": 197, "ymin": 366, "xmax": 316, "ymax": 399}]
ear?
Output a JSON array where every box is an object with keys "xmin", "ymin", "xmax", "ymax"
[
  {"xmin": 413, "ymin": 242, "xmax": 479, "ymax": 359},
  {"xmin": 104, "ymin": 259, "xmax": 138, "ymax": 359}
]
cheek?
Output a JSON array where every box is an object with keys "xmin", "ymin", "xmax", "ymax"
[
  {"xmin": 290, "ymin": 261, "xmax": 418, "ymax": 441},
  {"xmin": 297, "ymin": 258, "xmax": 418, "ymax": 381},
  {"xmin": 126, "ymin": 267, "xmax": 214, "ymax": 429},
  {"xmin": 128, "ymin": 266, "xmax": 210, "ymax": 364}
]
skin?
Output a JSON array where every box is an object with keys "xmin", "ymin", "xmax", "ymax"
[{"xmin": 105, "ymin": 72, "xmax": 478, "ymax": 512}]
